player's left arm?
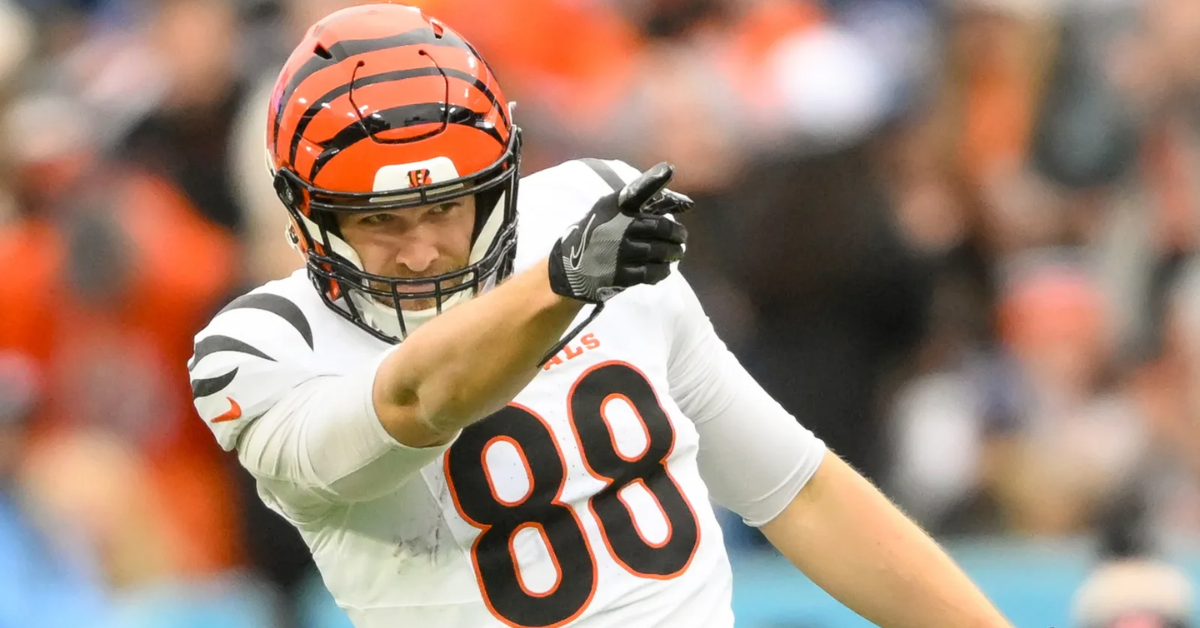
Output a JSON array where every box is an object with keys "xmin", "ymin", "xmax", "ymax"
[
  {"xmin": 760, "ymin": 452, "xmax": 1012, "ymax": 628},
  {"xmin": 665, "ymin": 274, "xmax": 1012, "ymax": 628}
]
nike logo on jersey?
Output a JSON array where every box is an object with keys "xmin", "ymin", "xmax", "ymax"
[
  {"xmin": 210, "ymin": 397, "xmax": 243, "ymax": 423},
  {"xmin": 567, "ymin": 215, "xmax": 596, "ymax": 270}
]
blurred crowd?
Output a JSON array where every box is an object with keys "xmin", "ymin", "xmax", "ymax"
[{"xmin": 0, "ymin": 0, "xmax": 1198, "ymax": 626}]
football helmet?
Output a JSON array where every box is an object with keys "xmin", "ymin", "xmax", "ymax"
[{"xmin": 266, "ymin": 2, "xmax": 520, "ymax": 342}]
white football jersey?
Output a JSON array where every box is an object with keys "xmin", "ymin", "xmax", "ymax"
[{"xmin": 189, "ymin": 159, "xmax": 826, "ymax": 628}]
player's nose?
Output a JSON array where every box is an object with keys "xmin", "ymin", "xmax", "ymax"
[{"xmin": 395, "ymin": 239, "xmax": 439, "ymax": 274}]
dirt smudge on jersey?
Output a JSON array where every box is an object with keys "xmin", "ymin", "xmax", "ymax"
[{"xmin": 391, "ymin": 519, "xmax": 448, "ymax": 569}]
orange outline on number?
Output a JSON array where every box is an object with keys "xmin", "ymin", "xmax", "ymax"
[
  {"xmin": 565, "ymin": 360, "xmax": 702, "ymax": 582},
  {"xmin": 444, "ymin": 402, "xmax": 600, "ymax": 628}
]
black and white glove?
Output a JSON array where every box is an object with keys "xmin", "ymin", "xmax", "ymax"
[{"xmin": 548, "ymin": 162, "xmax": 694, "ymax": 304}]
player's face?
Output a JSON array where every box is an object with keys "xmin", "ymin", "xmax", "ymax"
[{"xmin": 336, "ymin": 195, "xmax": 477, "ymax": 311}]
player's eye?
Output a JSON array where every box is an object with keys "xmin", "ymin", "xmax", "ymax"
[
  {"xmin": 428, "ymin": 202, "xmax": 457, "ymax": 216},
  {"xmin": 359, "ymin": 213, "xmax": 395, "ymax": 226}
]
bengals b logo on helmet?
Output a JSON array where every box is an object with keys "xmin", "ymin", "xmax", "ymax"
[{"xmin": 407, "ymin": 168, "xmax": 432, "ymax": 188}]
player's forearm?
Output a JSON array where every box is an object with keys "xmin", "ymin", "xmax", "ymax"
[
  {"xmin": 761, "ymin": 451, "xmax": 1013, "ymax": 628},
  {"xmin": 373, "ymin": 258, "xmax": 584, "ymax": 447}
]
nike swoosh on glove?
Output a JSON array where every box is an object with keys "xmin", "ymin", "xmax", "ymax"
[{"xmin": 548, "ymin": 162, "xmax": 694, "ymax": 304}]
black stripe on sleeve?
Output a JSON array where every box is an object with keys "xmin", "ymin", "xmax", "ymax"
[
  {"xmin": 217, "ymin": 294, "xmax": 314, "ymax": 350},
  {"xmin": 189, "ymin": 336, "xmax": 275, "ymax": 371},
  {"xmin": 191, "ymin": 368, "xmax": 238, "ymax": 400}
]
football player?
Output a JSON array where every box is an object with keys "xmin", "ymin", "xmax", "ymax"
[{"xmin": 188, "ymin": 3, "xmax": 1014, "ymax": 627}]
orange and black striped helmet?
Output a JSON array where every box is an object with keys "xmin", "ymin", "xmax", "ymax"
[{"xmin": 267, "ymin": 2, "xmax": 520, "ymax": 342}]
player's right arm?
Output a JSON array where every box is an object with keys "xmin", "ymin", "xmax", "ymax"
[
  {"xmin": 222, "ymin": 264, "xmax": 584, "ymax": 516},
  {"xmin": 371, "ymin": 257, "xmax": 577, "ymax": 447},
  {"xmin": 373, "ymin": 162, "xmax": 691, "ymax": 448}
]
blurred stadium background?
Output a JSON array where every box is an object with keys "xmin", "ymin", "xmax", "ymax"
[{"xmin": 1, "ymin": 0, "xmax": 1198, "ymax": 626}]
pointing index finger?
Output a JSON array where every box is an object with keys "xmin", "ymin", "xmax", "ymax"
[{"xmin": 618, "ymin": 162, "xmax": 675, "ymax": 212}]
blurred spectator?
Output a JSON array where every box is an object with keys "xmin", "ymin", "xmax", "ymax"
[
  {"xmin": 889, "ymin": 255, "xmax": 1148, "ymax": 535},
  {"xmin": 0, "ymin": 89, "xmax": 245, "ymax": 581},
  {"xmin": 1061, "ymin": 0, "xmax": 1200, "ymax": 367},
  {"xmin": 985, "ymin": 256, "xmax": 1147, "ymax": 535},
  {"xmin": 231, "ymin": 0, "xmax": 364, "ymax": 286},
  {"xmin": 1074, "ymin": 561, "xmax": 1194, "ymax": 628},
  {"xmin": 19, "ymin": 429, "xmax": 278, "ymax": 628},
  {"xmin": 0, "ymin": 0, "xmax": 33, "ymax": 90},
  {"xmin": 432, "ymin": 0, "xmax": 641, "ymax": 170},
  {"xmin": 0, "ymin": 85, "xmax": 274, "ymax": 620},
  {"xmin": 1071, "ymin": 487, "xmax": 1194, "ymax": 628},
  {"xmin": 1130, "ymin": 258, "xmax": 1200, "ymax": 535},
  {"xmin": 701, "ymin": 140, "xmax": 934, "ymax": 484},
  {"xmin": 0, "ymin": 351, "xmax": 110, "ymax": 628},
  {"xmin": 119, "ymin": 0, "xmax": 250, "ymax": 236},
  {"xmin": 943, "ymin": 0, "xmax": 1061, "ymax": 255}
]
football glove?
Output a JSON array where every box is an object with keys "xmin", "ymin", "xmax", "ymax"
[{"xmin": 547, "ymin": 162, "xmax": 693, "ymax": 304}]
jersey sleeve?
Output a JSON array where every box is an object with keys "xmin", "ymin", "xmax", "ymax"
[
  {"xmin": 188, "ymin": 291, "xmax": 324, "ymax": 451},
  {"xmin": 235, "ymin": 351, "xmax": 456, "ymax": 524},
  {"xmin": 664, "ymin": 274, "xmax": 828, "ymax": 527},
  {"xmin": 188, "ymin": 290, "xmax": 455, "ymax": 523}
]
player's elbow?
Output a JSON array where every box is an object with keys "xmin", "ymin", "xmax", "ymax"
[{"xmin": 374, "ymin": 390, "xmax": 458, "ymax": 449}]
